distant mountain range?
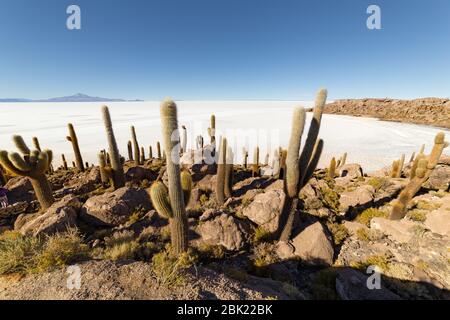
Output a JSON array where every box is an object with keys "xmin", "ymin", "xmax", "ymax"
[{"xmin": 0, "ymin": 93, "xmax": 142, "ymax": 102}]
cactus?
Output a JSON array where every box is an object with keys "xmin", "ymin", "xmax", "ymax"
[
  {"xmin": 390, "ymin": 132, "xmax": 448, "ymax": 220},
  {"xmin": 158, "ymin": 98, "xmax": 189, "ymax": 253},
  {"xmin": 61, "ymin": 154, "xmax": 68, "ymax": 170},
  {"xmin": 277, "ymin": 89, "xmax": 327, "ymax": 242},
  {"xmin": 127, "ymin": 141, "xmax": 133, "ymax": 161},
  {"xmin": 279, "ymin": 148, "xmax": 287, "ymax": 179},
  {"xmin": 98, "ymin": 152, "xmax": 111, "ymax": 185},
  {"xmin": 0, "ymin": 164, "xmax": 7, "ymax": 186},
  {"xmin": 66, "ymin": 123, "xmax": 85, "ymax": 172},
  {"xmin": 328, "ymin": 157, "xmax": 337, "ymax": 179},
  {"xmin": 181, "ymin": 170, "xmax": 193, "ymax": 207},
  {"xmin": 252, "ymin": 147, "xmax": 260, "ymax": 177},
  {"xmin": 208, "ymin": 115, "xmax": 216, "ymax": 144},
  {"xmin": 140, "ymin": 146, "xmax": 145, "ymax": 163},
  {"xmin": 243, "ymin": 148, "xmax": 248, "ymax": 169},
  {"xmin": 272, "ymin": 149, "xmax": 280, "ymax": 178},
  {"xmin": 181, "ymin": 125, "xmax": 187, "ymax": 154},
  {"xmin": 149, "ymin": 181, "xmax": 173, "ymax": 218},
  {"xmin": 0, "ymin": 135, "xmax": 54, "ymax": 210},
  {"xmin": 224, "ymin": 146, "xmax": 234, "ymax": 199},
  {"xmin": 72, "ymin": 161, "xmax": 76, "ymax": 168},
  {"xmin": 101, "ymin": 106, "xmax": 125, "ymax": 189},
  {"xmin": 130, "ymin": 126, "xmax": 141, "ymax": 165},
  {"xmin": 390, "ymin": 154, "xmax": 405, "ymax": 178},
  {"xmin": 216, "ymin": 137, "xmax": 227, "ymax": 205},
  {"xmin": 157, "ymin": 141, "xmax": 162, "ymax": 159},
  {"xmin": 32, "ymin": 137, "xmax": 41, "ymax": 151},
  {"xmin": 196, "ymin": 135, "xmax": 204, "ymax": 150}
]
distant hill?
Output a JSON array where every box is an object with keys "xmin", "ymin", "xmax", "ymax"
[{"xmin": 0, "ymin": 93, "xmax": 142, "ymax": 102}]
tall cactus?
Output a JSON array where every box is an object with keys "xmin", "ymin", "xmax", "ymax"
[
  {"xmin": 131, "ymin": 126, "xmax": 141, "ymax": 165},
  {"xmin": 61, "ymin": 154, "xmax": 68, "ymax": 170},
  {"xmin": 390, "ymin": 132, "xmax": 448, "ymax": 220},
  {"xmin": 32, "ymin": 137, "xmax": 41, "ymax": 151},
  {"xmin": 278, "ymin": 89, "xmax": 327, "ymax": 242},
  {"xmin": 66, "ymin": 123, "xmax": 85, "ymax": 172},
  {"xmin": 0, "ymin": 135, "xmax": 54, "ymax": 210},
  {"xmin": 328, "ymin": 157, "xmax": 337, "ymax": 179},
  {"xmin": 149, "ymin": 146, "xmax": 153, "ymax": 159},
  {"xmin": 140, "ymin": 146, "xmax": 145, "ymax": 164},
  {"xmin": 157, "ymin": 141, "xmax": 162, "ymax": 159},
  {"xmin": 181, "ymin": 125, "xmax": 187, "ymax": 154},
  {"xmin": 127, "ymin": 141, "xmax": 133, "ymax": 161},
  {"xmin": 98, "ymin": 151, "xmax": 110, "ymax": 185},
  {"xmin": 208, "ymin": 115, "xmax": 216, "ymax": 144},
  {"xmin": 252, "ymin": 147, "xmax": 260, "ymax": 177},
  {"xmin": 158, "ymin": 99, "xmax": 189, "ymax": 253},
  {"xmin": 243, "ymin": 147, "xmax": 248, "ymax": 169},
  {"xmin": 216, "ymin": 138, "xmax": 227, "ymax": 205},
  {"xmin": 224, "ymin": 146, "xmax": 234, "ymax": 199},
  {"xmin": 101, "ymin": 106, "xmax": 125, "ymax": 189}
]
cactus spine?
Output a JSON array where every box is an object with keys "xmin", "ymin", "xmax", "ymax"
[
  {"xmin": 159, "ymin": 99, "xmax": 189, "ymax": 253},
  {"xmin": 66, "ymin": 123, "xmax": 84, "ymax": 172},
  {"xmin": 101, "ymin": 106, "xmax": 125, "ymax": 189},
  {"xmin": 278, "ymin": 89, "xmax": 326, "ymax": 242},
  {"xmin": 131, "ymin": 126, "xmax": 141, "ymax": 165},
  {"xmin": 0, "ymin": 135, "xmax": 54, "ymax": 210},
  {"xmin": 390, "ymin": 132, "xmax": 448, "ymax": 220}
]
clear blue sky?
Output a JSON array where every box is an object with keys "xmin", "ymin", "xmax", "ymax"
[{"xmin": 0, "ymin": 0, "xmax": 449, "ymax": 100}]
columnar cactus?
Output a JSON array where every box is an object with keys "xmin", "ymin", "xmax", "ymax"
[
  {"xmin": 252, "ymin": 147, "xmax": 260, "ymax": 177},
  {"xmin": 328, "ymin": 157, "xmax": 336, "ymax": 179},
  {"xmin": 272, "ymin": 149, "xmax": 280, "ymax": 178},
  {"xmin": 149, "ymin": 146, "xmax": 153, "ymax": 159},
  {"xmin": 131, "ymin": 126, "xmax": 141, "ymax": 165},
  {"xmin": 196, "ymin": 135, "xmax": 204, "ymax": 150},
  {"xmin": 98, "ymin": 151, "xmax": 111, "ymax": 185},
  {"xmin": 390, "ymin": 132, "xmax": 448, "ymax": 220},
  {"xmin": 181, "ymin": 125, "xmax": 187, "ymax": 154},
  {"xmin": 127, "ymin": 141, "xmax": 133, "ymax": 161},
  {"xmin": 216, "ymin": 137, "xmax": 227, "ymax": 205},
  {"xmin": 101, "ymin": 106, "xmax": 125, "ymax": 189},
  {"xmin": 157, "ymin": 141, "xmax": 162, "ymax": 159},
  {"xmin": 32, "ymin": 137, "xmax": 41, "ymax": 151},
  {"xmin": 157, "ymin": 98, "xmax": 189, "ymax": 253},
  {"xmin": 243, "ymin": 148, "xmax": 248, "ymax": 169},
  {"xmin": 224, "ymin": 146, "xmax": 234, "ymax": 199},
  {"xmin": 0, "ymin": 165, "xmax": 7, "ymax": 186},
  {"xmin": 0, "ymin": 135, "xmax": 54, "ymax": 210},
  {"xmin": 61, "ymin": 154, "xmax": 68, "ymax": 170},
  {"xmin": 390, "ymin": 154, "xmax": 405, "ymax": 178},
  {"xmin": 66, "ymin": 123, "xmax": 85, "ymax": 172},
  {"xmin": 208, "ymin": 115, "xmax": 216, "ymax": 144},
  {"xmin": 140, "ymin": 146, "xmax": 145, "ymax": 163},
  {"xmin": 278, "ymin": 89, "xmax": 327, "ymax": 242}
]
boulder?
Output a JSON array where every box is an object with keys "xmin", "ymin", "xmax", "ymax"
[
  {"xmin": 63, "ymin": 168, "xmax": 100, "ymax": 194},
  {"xmin": 338, "ymin": 164, "xmax": 364, "ymax": 179},
  {"xmin": 16, "ymin": 195, "xmax": 81, "ymax": 236},
  {"xmin": 290, "ymin": 222, "xmax": 334, "ymax": 266},
  {"xmin": 125, "ymin": 166, "xmax": 156, "ymax": 182},
  {"xmin": 424, "ymin": 165, "xmax": 450, "ymax": 190},
  {"xmin": 241, "ymin": 190, "xmax": 284, "ymax": 233},
  {"xmin": 370, "ymin": 217, "xmax": 417, "ymax": 243},
  {"xmin": 4, "ymin": 176, "xmax": 33, "ymax": 204},
  {"xmin": 424, "ymin": 196, "xmax": 450, "ymax": 237},
  {"xmin": 343, "ymin": 221, "xmax": 369, "ymax": 236},
  {"xmin": 336, "ymin": 268, "xmax": 401, "ymax": 300},
  {"xmin": 80, "ymin": 187, "xmax": 151, "ymax": 227},
  {"xmin": 339, "ymin": 185, "xmax": 374, "ymax": 213},
  {"xmin": 197, "ymin": 213, "xmax": 250, "ymax": 251}
]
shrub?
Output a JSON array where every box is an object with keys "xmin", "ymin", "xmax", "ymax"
[
  {"xmin": 326, "ymin": 222, "xmax": 349, "ymax": 245},
  {"xmin": 356, "ymin": 208, "xmax": 388, "ymax": 226},
  {"xmin": 311, "ymin": 268, "xmax": 339, "ymax": 300},
  {"xmin": 253, "ymin": 226, "xmax": 272, "ymax": 244},
  {"xmin": 103, "ymin": 230, "xmax": 139, "ymax": 261},
  {"xmin": 406, "ymin": 209, "xmax": 427, "ymax": 222},
  {"xmin": 0, "ymin": 232, "xmax": 43, "ymax": 275}
]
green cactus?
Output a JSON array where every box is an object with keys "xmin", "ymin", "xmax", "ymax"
[
  {"xmin": 130, "ymin": 126, "xmax": 141, "ymax": 165},
  {"xmin": 390, "ymin": 154, "xmax": 405, "ymax": 178},
  {"xmin": 390, "ymin": 132, "xmax": 448, "ymax": 220},
  {"xmin": 0, "ymin": 135, "xmax": 54, "ymax": 210},
  {"xmin": 216, "ymin": 137, "xmax": 227, "ymax": 205},
  {"xmin": 181, "ymin": 170, "xmax": 193, "ymax": 207},
  {"xmin": 127, "ymin": 141, "xmax": 133, "ymax": 161},
  {"xmin": 328, "ymin": 157, "xmax": 337, "ymax": 179},
  {"xmin": 278, "ymin": 89, "xmax": 327, "ymax": 242},
  {"xmin": 66, "ymin": 123, "xmax": 85, "ymax": 172},
  {"xmin": 101, "ymin": 106, "xmax": 125, "ymax": 189},
  {"xmin": 98, "ymin": 151, "xmax": 112, "ymax": 185},
  {"xmin": 159, "ymin": 98, "xmax": 189, "ymax": 253},
  {"xmin": 149, "ymin": 181, "xmax": 173, "ymax": 218}
]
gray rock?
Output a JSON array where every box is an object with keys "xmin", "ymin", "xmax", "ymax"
[
  {"xmin": 370, "ymin": 217, "xmax": 417, "ymax": 243},
  {"xmin": 16, "ymin": 194, "xmax": 81, "ymax": 236},
  {"xmin": 80, "ymin": 187, "xmax": 151, "ymax": 227},
  {"xmin": 4, "ymin": 176, "xmax": 33, "ymax": 203},
  {"xmin": 339, "ymin": 185, "xmax": 374, "ymax": 213},
  {"xmin": 336, "ymin": 268, "xmax": 401, "ymax": 300},
  {"xmin": 338, "ymin": 164, "xmax": 364, "ymax": 179},
  {"xmin": 63, "ymin": 167, "xmax": 101, "ymax": 194},
  {"xmin": 197, "ymin": 213, "xmax": 250, "ymax": 251},
  {"xmin": 424, "ymin": 195, "xmax": 450, "ymax": 237},
  {"xmin": 241, "ymin": 189, "xmax": 284, "ymax": 233},
  {"xmin": 424, "ymin": 165, "xmax": 450, "ymax": 190},
  {"xmin": 291, "ymin": 222, "xmax": 334, "ymax": 266}
]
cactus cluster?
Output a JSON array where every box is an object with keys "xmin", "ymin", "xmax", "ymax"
[
  {"xmin": 67, "ymin": 123, "xmax": 85, "ymax": 172},
  {"xmin": 101, "ymin": 106, "xmax": 125, "ymax": 190},
  {"xmin": 390, "ymin": 132, "xmax": 448, "ymax": 220},
  {"xmin": 148, "ymin": 99, "xmax": 191, "ymax": 254},
  {"xmin": 277, "ymin": 89, "xmax": 327, "ymax": 242},
  {"xmin": 328, "ymin": 152, "xmax": 347, "ymax": 179},
  {"xmin": 390, "ymin": 154, "xmax": 405, "ymax": 178},
  {"xmin": 0, "ymin": 135, "xmax": 54, "ymax": 210}
]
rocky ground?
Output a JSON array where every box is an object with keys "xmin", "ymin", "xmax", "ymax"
[
  {"xmin": 321, "ymin": 98, "xmax": 450, "ymax": 129},
  {"xmin": 0, "ymin": 152, "xmax": 449, "ymax": 300}
]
